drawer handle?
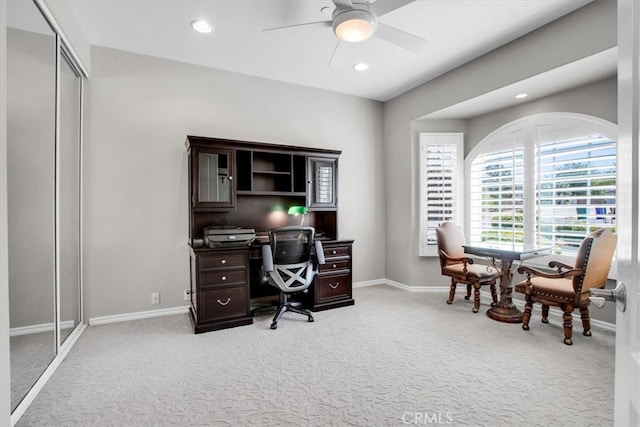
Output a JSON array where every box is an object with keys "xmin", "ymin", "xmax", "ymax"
[
  {"xmin": 332, "ymin": 264, "xmax": 337, "ymax": 268},
  {"xmin": 221, "ymin": 259, "xmax": 226, "ymax": 264},
  {"xmin": 217, "ymin": 298, "xmax": 231, "ymax": 306},
  {"xmin": 329, "ymin": 282, "xmax": 340, "ymax": 289},
  {"xmin": 221, "ymin": 276, "xmax": 227, "ymax": 281},
  {"xmin": 332, "ymin": 250, "xmax": 337, "ymax": 255}
]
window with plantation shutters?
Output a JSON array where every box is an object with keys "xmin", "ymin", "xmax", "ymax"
[
  {"xmin": 466, "ymin": 114, "xmax": 616, "ymax": 257},
  {"xmin": 536, "ymin": 135, "xmax": 616, "ymax": 254},
  {"xmin": 419, "ymin": 133, "xmax": 464, "ymax": 256},
  {"xmin": 469, "ymin": 145, "xmax": 525, "ymax": 246}
]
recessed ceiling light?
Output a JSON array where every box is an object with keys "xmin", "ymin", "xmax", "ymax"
[
  {"xmin": 515, "ymin": 93, "xmax": 528, "ymax": 99},
  {"xmin": 354, "ymin": 62, "xmax": 369, "ymax": 71},
  {"xmin": 191, "ymin": 20, "xmax": 213, "ymax": 34}
]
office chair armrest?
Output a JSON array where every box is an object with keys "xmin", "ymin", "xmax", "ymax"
[
  {"xmin": 262, "ymin": 245, "xmax": 274, "ymax": 272},
  {"xmin": 315, "ymin": 240, "xmax": 326, "ymax": 265}
]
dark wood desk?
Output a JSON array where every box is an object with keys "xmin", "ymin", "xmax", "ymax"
[
  {"xmin": 462, "ymin": 243, "xmax": 552, "ymax": 323},
  {"xmin": 189, "ymin": 239, "xmax": 354, "ymax": 333}
]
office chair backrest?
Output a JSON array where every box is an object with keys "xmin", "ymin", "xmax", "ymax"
[
  {"xmin": 262, "ymin": 226, "xmax": 324, "ymax": 293},
  {"xmin": 269, "ymin": 226, "xmax": 315, "ymax": 264}
]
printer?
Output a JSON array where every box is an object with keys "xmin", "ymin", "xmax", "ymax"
[{"xmin": 203, "ymin": 226, "xmax": 256, "ymax": 248}]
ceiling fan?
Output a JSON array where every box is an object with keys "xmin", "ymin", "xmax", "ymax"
[{"xmin": 264, "ymin": 0, "xmax": 428, "ymax": 66}]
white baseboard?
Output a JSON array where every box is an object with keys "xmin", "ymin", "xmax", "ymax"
[
  {"xmin": 354, "ymin": 278, "xmax": 449, "ymax": 293},
  {"xmin": 10, "ymin": 320, "xmax": 76, "ymax": 337},
  {"xmin": 89, "ymin": 306, "xmax": 189, "ymax": 326}
]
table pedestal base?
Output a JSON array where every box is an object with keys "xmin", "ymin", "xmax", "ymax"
[{"xmin": 486, "ymin": 305, "xmax": 523, "ymax": 323}]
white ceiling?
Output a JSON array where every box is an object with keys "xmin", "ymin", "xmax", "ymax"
[{"xmin": 65, "ymin": 0, "xmax": 609, "ymax": 109}]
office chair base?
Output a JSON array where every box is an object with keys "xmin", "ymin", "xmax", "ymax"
[{"xmin": 270, "ymin": 303, "xmax": 314, "ymax": 329}]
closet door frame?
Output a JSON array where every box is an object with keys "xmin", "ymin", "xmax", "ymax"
[{"xmin": 9, "ymin": 0, "xmax": 87, "ymax": 423}]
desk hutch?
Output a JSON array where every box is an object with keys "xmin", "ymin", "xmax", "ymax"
[{"xmin": 185, "ymin": 136, "xmax": 355, "ymax": 333}]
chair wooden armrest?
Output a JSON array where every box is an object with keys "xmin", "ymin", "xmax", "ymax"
[
  {"xmin": 548, "ymin": 260, "xmax": 574, "ymax": 273},
  {"xmin": 517, "ymin": 265, "xmax": 584, "ymax": 279},
  {"xmin": 439, "ymin": 249, "xmax": 475, "ymax": 265}
]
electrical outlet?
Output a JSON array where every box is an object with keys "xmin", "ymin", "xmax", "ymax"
[
  {"xmin": 183, "ymin": 289, "xmax": 191, "ymax": 301},
  {"xmin": 151, "ymin": 292, "xmax": 160, "ymax": 305}
]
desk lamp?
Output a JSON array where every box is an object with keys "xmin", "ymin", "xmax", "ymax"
[{"xmin": 288, "ymin": 205, "xmax": 307, "ymax": 226}]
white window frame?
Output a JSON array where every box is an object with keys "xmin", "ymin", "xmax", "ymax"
[{"xmin": 418, "ymin": 132, "xmax": 464, "ymax": 256}]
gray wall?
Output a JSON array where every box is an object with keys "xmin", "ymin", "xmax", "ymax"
[
  {"xmin": 383, "ymin": 0, "xmax": 617, "ymax": 289},
  {"xmin": 465, "ymin": 76, "xmax": 617, "ymax": 155},
  {"xmin": 83, "ymin": 47, "xmax": 386, "ymax": 320}
]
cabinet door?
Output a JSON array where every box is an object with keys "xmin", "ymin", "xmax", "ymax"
[
  {"xmin": 192, "ymin": 148, "xmax": 235, "ymax": 211},
  {"xmin": 307, "ymin": 156, "xmax": 337, "ymax": 210}
]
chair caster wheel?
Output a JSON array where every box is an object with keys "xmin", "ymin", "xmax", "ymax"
[
  {"xmin": 541, "ymin": 318, "xmax": 549, "ymax": 324},
  {"xmin": 583, "ymin": 330, "xmax": 592, "ymax": 337},
  {"xmin": 308, "ymin": 317, "xmax": 314, "ymax": 323},
  {"xmin": 472, "ymin": 308, "xmax": 479, "ymax": 313},
  {"xmin": 564, "ymin": 338, "xmax": 573, "ymax": 345},
  {"xmin": 446, "ymin": 300, "xmax": 453, "ymax": 305},
  {"xmin": 522, "ymin": 324, "xmax": 529, "ymax": 331},
  {"xmin": 464, "ymin": 296, "xmax": 470, "ymax": 300},
  {"xmin": 270, "ymin": 323, "xmax": 278, "ymax": 330}
]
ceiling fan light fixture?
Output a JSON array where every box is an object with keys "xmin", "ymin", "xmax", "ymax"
[
  {"xmin": 333, "ymin": 9, "xmax": 377, "ymax": 43},
  {"xmin": 191, "ymin": 19, "xmax": 213, "ymax": 34}
]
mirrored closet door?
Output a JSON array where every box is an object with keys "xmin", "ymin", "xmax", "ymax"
[{"xmin": 7, "ymin": 0, "xmax": 84, "ymax": 414}]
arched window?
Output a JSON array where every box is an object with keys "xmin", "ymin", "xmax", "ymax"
[{"xmin": 466, "ymin": 113, "xmax": 617, "ymax": 256}]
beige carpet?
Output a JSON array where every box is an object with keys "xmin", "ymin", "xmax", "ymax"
[{"xmin": 16, "ymin": 285, "xmax": 614, "ymax": 426}]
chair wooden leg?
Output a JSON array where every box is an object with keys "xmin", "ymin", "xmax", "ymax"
[
  {"xmin": 464, "ymin": 284, "xmax": 472, "ymax": 300},
  {"xmin": 541, "ymin": 304, "xmax": 549, "ymax": 324},
  {"xmin": 447, "ymin": 280, "xmax": 456, "ymax": 304},
  {"xmin": 490, "ymin": 284, "xmax": 497, "ymax": 307},
  {"xmin": 522, "ymin": 298, "xmax": 533, "ymax": 331},
  {"xmin": 472, "ymin": 284, "xmax": 481, "ymax": 313},
  {"xmin": 580, "ymin": 306, "xmax": 592, "ymax": 337},
  {"xmin": 562, "ymin": 304, "xmax": 574, "ymax": 345}
]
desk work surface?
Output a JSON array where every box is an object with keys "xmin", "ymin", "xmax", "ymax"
[{"xmin": 463, "ymin": 243, "xmax": 553, "ymax": 261}]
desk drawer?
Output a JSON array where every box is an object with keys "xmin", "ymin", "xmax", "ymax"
[
  {"xmin": 200, "ymin": 269, "xmax": 247, "ymax": 287},
  {"xmin": 201, "ymin": 253, "xmax": 246, "ymax": 270},
  {"xmin": 323, "ymin": 245, "xmax": 350, "ymax": 258},
  {"xmin": 316, "ymin": 273, "xmax": 351, "ymax": 301},
  {"xmin": 319, "ymin": 259, "xmax": 350, "ymax": 273},
  {"xmin": 199, "ymin": 285, "xmax": 249, "ymax": 322}
]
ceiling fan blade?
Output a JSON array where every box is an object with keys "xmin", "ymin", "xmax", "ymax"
[
  {"xmin": 370, "ymin": 0, "xmax": 416, "ymax": 17},
  {"xmin": 374, "ymin": 23, "xmax": 428, "ymax": 53},
  {"xmin": 332, "ymin": 0, "xmax": 354, "ymax": 9},
  {"xmin": 329, "ymin": 40, "xmax": 351, "ymax": 67},
  {"xmin": 263, "ymin": 20, "xmax": 331, "ymax": 33}
]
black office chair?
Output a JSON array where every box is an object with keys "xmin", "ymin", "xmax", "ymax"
[{"xmin": 254, "ymin": 226, "xmax": 325, "ymax": 329}]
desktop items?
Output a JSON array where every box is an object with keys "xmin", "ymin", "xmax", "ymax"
[{"xmin": 203, "ymin": 226, "xmax": 256, "ymax": 248}]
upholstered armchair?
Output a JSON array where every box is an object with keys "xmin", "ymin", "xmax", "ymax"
[
  {"xmin": 515, "ymin": 228, "xmax": 616, "ymax": 345},
  {"xmin": 436, "ymin": 222, "xmax": 499, "ymax": 313}
]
